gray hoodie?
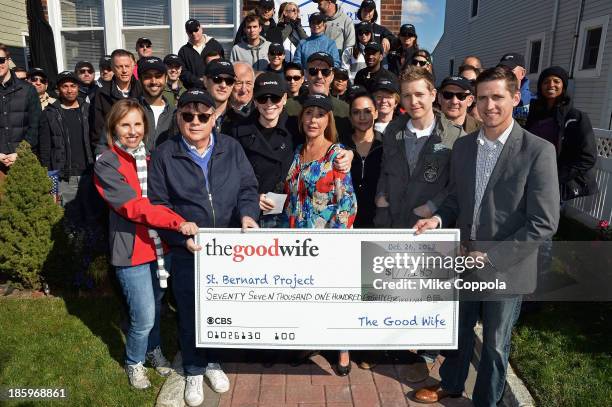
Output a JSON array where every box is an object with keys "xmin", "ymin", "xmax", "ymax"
[
  {"xmin": 230, "ymin": 38, "xmax": 271, "ymax": 71},
  {"xmin": 324, "ymin": 5, "xmax": 356, "ymax": 56}
]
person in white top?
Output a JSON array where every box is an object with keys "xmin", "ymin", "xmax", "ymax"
[{"xmin": 341, "ymin": 21, "xmax": 372, "ymax": 81}]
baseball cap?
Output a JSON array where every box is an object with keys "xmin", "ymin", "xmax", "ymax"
[
  {"xmin": 497, "ymin": 53, "xmax": 526, "ymax": 70},
  {"xmin": 333, "ymin": 67, "xmax": 349, "ymax": 80},
  {"xmin": 254, "ymin": 72, "xmax": 287, "ymax": 98},
  {"xmin": 27, "ymin": 67, "xmax": 47, "ymax": 80},
  {"xmin": 439, "ymin": 76, "xmax": 474, "ymax": 93},
  {"xmin": 99, "ymin": 55, "xmax": 112, "ymax": 70},
  {"xmin": 185, "ymin": 18, "xmax": 201, "ymax": 33},
  {"xmin": 74, "ymin": 61, "xmax": 94, "ymax": 72},
  {"xmin": 137, "ymin": 57, "xmax": 166, "ymax": 76},
  {"xmin": 365, "ymin": 41, "xmax": 382, "ymax": 53},
  {"xmin": 205, "ymin": 59, "xmax": 235, "ymax": 77},
  {"xmin": 347, "ymin": 84, "xmax": 368, "ymax": 98},
  {"xmin": 355, "ymin": 21, "xmax": 373, "ymax": 35},
  {"xmin": 309, "ymin": 12, "xmax": 326, "ymax": 25},
  {"xmin": 399, "ymin": 24, "xmax": 416, "ymax": 37},
  {"xmin": 302, "ymin": 93, "xmax": 332, "ymax": 112},
  {"xmin": 259, "ymin": 0, "xmax": 275, "ymax": 10},
  {"xmin": 360, "ymin": 0, "xmax": 376, "ymax": 9},
  {"xmin": 177, "ymin": 88, "xmax": 215, "ymax": 108},
  {"xmin": 268, "ymin": 43, "xmax": 285, "ymax": 55},
  {"xmin": 136, "ymin": 37, "xmax": 152, "ymax": 47},
  {"xmin": 307, "ymin": 52, "xmax": 333, "ymax": 67},
  {"xmin": 163, "ymin": 54, "xmax": 182, "ymax": 67},
  {"xmin": 373, "ymin": 79, "xmax": 400, "ymax": 94},
  {"xmin": 284, "ymin": 62, "xmax": 303, "ymax": 72},
  {"xmin": 56, "ymin": 70, "xmax": 80, "ymax": 85}
]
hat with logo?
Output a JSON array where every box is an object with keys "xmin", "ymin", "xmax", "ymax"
[
  {"xmin": 399, "ymin": 24, "xmax": 416, "ymax": 37},
  {"xmin": 177, "ymin": 88, "xmax": 215, "ymax": 108},
  {"xmin": 27, "ymin": 67, "xmax": 47, "ymax": 80},
  {"xmin": 355, "ymin": 21, "xmax": 373, "ymax": 35},
  {"xmin": 254, "ymin": 72, "xmax": 287, "ymax": 97},
  {"xmin": 360, "ymin": 0, "xmax": 376, "ymax": 10},
  {"xmin": 308, "ymin": 12, "xmax": 326, "ymax": 25},
  {"xmin": 185, "ymin": 18, "xmax": 201, "ymax": 33},
  {"xmin": 259, "ymin": 0, "xmax": 275, "ymax": 10},
  {"xmin": 373, "ymin": 78, "xmax": 400, "ymax": 94},
  {"xmin": 205, "ymin": 59, "xmax": 235, "ymax": 77},
  {"xmin": 440, "ymin": 76, "xmax": 474, "ymax": 93},
  {"xmin": 137, "ymin": 57, "xmax": 167, "ymax": 76},
  {"xmin": 307, "ymin": 52, "xmax": 333, "ymax": 67},
  {"xmin": 56, "ymin": 70, "xmax": 80, "ymax": 85},
  {"xmin": 268, "ymin": 43, "xmax": 285, "ymax": 55},
  {"xmin": 136, "ymin": 37, "xmax": 152, "ymax": 48},
  {"xmin": 333, "ymin": 67, "xmax": 349, "ymax": 80},
  {"xmin": 302, "ymin": 93, "xmax": 332, "ymax": 112},
  {"xmin": 284, "ymin": 62, "xmax": 303, "ymax": 72},
  {"xmin": 163, "ymin": 54, "xmax": 183, "ymax": 67},
  {"xmin": 99, "ymin": 55, "xmax": 112, "ymax": 70},
  {"xmin": 497, "ymin": 53, "xmax": 526, "ymax": 70},
  {"xmin": 347, "ymin": 84, "xmax": 368, "ymax": 98},
  {"xmin": 74, "ymin": 61, "xmax": 94, "ymax": 72},
  {"xmin": 365, "ymin": 41, "xmax": 382, "ymax": 53}
]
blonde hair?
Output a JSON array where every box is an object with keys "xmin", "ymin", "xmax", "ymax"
[
  {"xmin": 298, "ymin": 106, "xmax": 337, "ymax": 143},
  {"xmin": 105, "ymin": 99, "xmax": 149, "ymax": 148}
]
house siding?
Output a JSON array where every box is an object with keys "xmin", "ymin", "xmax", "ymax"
[{"xmin": 0, "ymin": 0, "xmax": 28, "ymax": 68}]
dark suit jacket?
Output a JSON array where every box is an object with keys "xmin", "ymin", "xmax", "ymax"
[{"xmin": 436, "ymin": 122, "xmax": 560, "ymax": 292}]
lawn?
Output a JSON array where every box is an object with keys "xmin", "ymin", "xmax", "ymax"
[{"xmin": 0, "ymin": 296, "xmax": 178, "ymax": 406}]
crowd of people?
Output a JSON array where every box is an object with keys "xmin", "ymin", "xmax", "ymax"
[{"xmin": 0, "ymin": 0, "xmax": 600, "ymax": 406}]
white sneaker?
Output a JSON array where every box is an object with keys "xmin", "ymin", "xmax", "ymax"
[
  {"xmin": 125, "ymin": 362, "xmax": 151, "ymax": 389},
  {"xmin": 146, "ymin": 346, "xmax": 173, "ymax": 377},
  {"xmin": 184, "ymin": 374, "xmax": 204, "ymax": 406},
  {"xmin": 205, "ymin": 362, "xmax": 230, "ymax": 393}
]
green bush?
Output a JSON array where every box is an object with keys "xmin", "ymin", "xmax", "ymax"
[{"xmin": 0, "ymin": 141, "xmax": 64, "ymax": 289}]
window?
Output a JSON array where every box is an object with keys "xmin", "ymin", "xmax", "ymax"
[
  {"xmin": 471, "ymin": 0, "xmax": 479, "ymax": 18},
  {"xmin": 529, "ymin": 41, "xmax": 541, "ymax": 74},
  {"xmin": 449, "ymin": 58, "xmax": 454, "ymax": 76},
  {"xmin": 190, "ymin": 0, "xmax": 236, "ymax": 58},
  {"xmin": 525, "ymin": 33, "xmax": 545, "ymax": 77},
  {"xmin": 59, "ymin": 0, "xmax": 105, "ymax": 71},
  {"xmin": 122, "ymin": 0, "xmax": 171, "ymax": 57},
  {"xmin": 574, "ymin": 15, "xmax": 609, "ymax": 78}
]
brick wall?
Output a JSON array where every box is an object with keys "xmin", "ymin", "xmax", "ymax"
[{"xmin": 380, "ymin": 0, "xmax": 402, "ymax": 36}]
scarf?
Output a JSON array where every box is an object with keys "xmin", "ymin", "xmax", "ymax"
[{"xmin": 115, "ymin": 140, "xmax": 169, "ymax": 288}]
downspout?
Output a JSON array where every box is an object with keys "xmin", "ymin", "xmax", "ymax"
[
  {"xmin": 547, "ymin": 0, "xmax": 560, "ymax": 67},
  {"xmin": 568, "ymin": 0, "xmax": 586, "ymax": 78}
]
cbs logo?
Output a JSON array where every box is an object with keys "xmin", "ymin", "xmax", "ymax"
[{"xmin": 207, "ymin": 317, "xmax": 233, "ymax": 325}]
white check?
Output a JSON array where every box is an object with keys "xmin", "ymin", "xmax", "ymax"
[{"xmin": 195, "ymin": 229, "xmax": 459, "ymax": 349}]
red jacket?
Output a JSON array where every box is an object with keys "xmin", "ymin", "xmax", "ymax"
[{"xmin": 94, "ymin": 145, "xmax": 186, "ymax": 267}]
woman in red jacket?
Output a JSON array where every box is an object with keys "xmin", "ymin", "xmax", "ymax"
[{"xmin": 94, "ymin": 99, "xmax": 198, "ymax": 389}]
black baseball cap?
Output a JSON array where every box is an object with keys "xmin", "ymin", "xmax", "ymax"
[
  {"xmin": 177, "ymin": 88, "xmax": 215, "ymax": 108},
  {"xmin": 284, "ymin": 62, "xmax": 303, "ymax": 72},
  {"xmin": 27, "ymin": 67, "xmax": 47, "ymax": 79},
  {"xmin": 185, "ymin": 18, "xmax": 201, "ymax": 33},
  {"xmin": 333, "ymin": 67, "xmax": 349, "ymax": 80},
  {"xmin": 302, "ymin": 93, "xmax": 332, "ymax": 112},
  {"xmin": 355, "ymin": 21, "xmax": 372, "ymax": 34},
  {"xmin": 307, "ymin": 52, "xmax": 333, "ymax": 67},
  {"xmin": 254, "ymin": 72, "xmax": 287, "ymax": 97},
  {"xmin": 309, "ymin": 12, "xmax": 326, "ymax": 25},
  {"xmin": 74, "ymin": 61, "xmax": 94, "ymax": 72},
  {"xmin": 399, "ymin": 24, "xmax": 416, "ymax": 37},
  {"xmin": 348, "ymin": 84, "xmax": 368, "ymax": 98},
  {"xmin": 99, "ymin": 55, "xmax": 112, "ymax": 70},
  {"xmin": 136, "ymin": 37, "xmax": 152, "ymax": 47},
  {"xmin": 360, "ymin": 0, "xmax": 376, "ymax": 9},
  {"xmin": 259, "ymin": 0, "xmax": 275, "ymax": 10},
  {"xmin": 138, "ymin": 57, "xmax": 166, "ymax": 76},
  {"xmin": 163, "ymin": 54, "xmax": 182, "ymax": 67},
  {"xmin": 56, "ymin": 70, "xmax": 80, "ymax": 85},
  {"xmin": 373, "ymin": 79, "xmax": 399, "ymax": 94},
  {"xmin": 365, "ymin": 41, "xmax": 382, "ymax": 53},
  {"xmin": 205, "ymin": 59, "xmax": 235, "ymax": 77},
  {"xmin": 439, "ymin": 76, "xmax": 474, "ymax": 93},
  {"xmin": 497, "ymin": 53, "xmax": 526, "ymax": 70},
  {"xmin": 268, "ymin": 43, "xmax": 285, "ymax": 55}
]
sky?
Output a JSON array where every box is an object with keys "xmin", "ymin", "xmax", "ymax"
[{"xmin": 401, "ymin": 0, "xmax": 446, "ymax": 52}]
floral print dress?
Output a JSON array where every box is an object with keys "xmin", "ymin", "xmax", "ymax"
[{"xmin": 283, "ymin": 144, "xmax": 357, "ymax": 228}]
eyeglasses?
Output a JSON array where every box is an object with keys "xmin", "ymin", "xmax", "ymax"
[
  {"xmin": 308, "ymin": 67, "xmax": 332, "ymax": 77},
  {"xmin": 139, "ymin": 44, "xmax": 152, "ymax": 49},
  {"xmin": 210, "ymin": 76, "xmax": 235, "ymax": 86},
  {"xmin": 285, "ymin": 8, "xmax": 297, "ymax": 13},
  {"xmin": 412, "ymin": 59, "xmax": 430, "ymax": 67},
  {"xmin": 180, "ymin": 112, "xmax": 213, "ymax": 123},
  {"xmin": 0, "ymin": 57, "xmax": 7, "ymax": 64},
  {"xmin": 441, "ymin": 91, "xmax": 470, "ymax": 101},
  {"xmin": 269, "ymin": 51, "xmax": 285, "ymax": 57},
  {"xmin": 255, "ymin": 94, "xmax": 283, "ymax": 104},
  {"xmin": 357, "ymin": 31, "xmax": 372, "ymax": 36},
  {"xmin": 29, "ymin": 77, "xmax": 48, "ymax": 84},
  {"xmin": 79, "ymin": 69, "xmax": 93, "ymax": 74},
  {"xmin": 285, "ymin": 75, "xmax": 302, "ymax": 82}
]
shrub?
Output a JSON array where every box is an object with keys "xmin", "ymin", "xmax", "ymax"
[{"xmin": 0, "ymin": 141, "xmax": 64, "ymax": 289}]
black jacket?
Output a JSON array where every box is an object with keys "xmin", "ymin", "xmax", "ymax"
[
  {"xmin": 140, "ymin": 96, "xmax": 176, "ymax": 152},
  {"xmin": 387, "ymin": 44, "xmax": 417, "ymax": 77},
  {"xmin": 234, "ymin": 17, "xmax": 282, "ymax": 45},
  {"xmin": 178, "ymin": 38, "xmax": 225, "ymax": 89},
  {"xmin": 0, "ymin": 73, "xmax": 42, "ymax": 153},
  {"xmin": 38, "ymin": 99, "xmax": 93, "ymax": 179},
  {"xmin": 354, "ymin": 67, "xmax": 398, "ymax": 93},
  {"xmin": 231, "ymin": 111, "xmax": 300, "ymax": 195},
  {"xmin": 89, "ymin": 77, "xmax": 142, "ymax": 150},
  {"xmin": 371, "ymin": 22, "xmax": 395, "ymax": 46},
  {"xmin": 526, "ymin": 102, "xmax": 598, "ymax": 200},
  {"xmin": 220, "ymin": 102, "xmax": 253, "ymax": 136}
]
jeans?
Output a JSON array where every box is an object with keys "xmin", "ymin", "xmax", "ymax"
[
  {"xmin": 172, "ymin": 255, "xmax": 219, "ymax": 375},
  {"xmin": 115, "ymin": 258, "xmax": 168, "ymax": 366},
  {"xmin": 440, "ymin": 297, "xmax": 522, "ymax": 407}
]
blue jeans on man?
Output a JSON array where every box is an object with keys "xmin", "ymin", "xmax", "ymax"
[{"xmin": 439, "ymin": 297, "xmax": 522, "ymax": 407}]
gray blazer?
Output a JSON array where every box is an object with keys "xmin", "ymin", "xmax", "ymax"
[{"xmin": 436, "ymin": 122, "xmax": 560, "ymax": 293}]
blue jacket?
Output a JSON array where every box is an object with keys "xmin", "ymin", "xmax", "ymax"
[
  {"xmin": 513, "ymin": 78, "xmax": 535, "ymax": 126},
  {"xmin": 148, "ymin": 133, "xmax": 260, "ymax": 257},
  {"xmin": 293, "ymin": 34, "xmax": 341, "ymax": 68}
]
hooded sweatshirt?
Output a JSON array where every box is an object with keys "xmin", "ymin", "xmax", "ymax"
[
  {"xmin": 293, "ymin": 33, "xmax": 341, "ymax": 68},
  {"xmin": 324, "ymin": 5, "xmax": 356, "ymax": 56},
  {"xmin": 230, "ymin": 38, "xmax": 271, "ymax": 71}
]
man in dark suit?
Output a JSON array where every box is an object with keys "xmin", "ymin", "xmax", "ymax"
[{"xmin": 413, "ymin": 67, "xmax": 560, "ymax": 407}]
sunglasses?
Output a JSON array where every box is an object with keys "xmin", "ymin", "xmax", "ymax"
[
  {"xmin": 210, "ymin": 76, "xmax": 235, "ymax": 86},
  {"xmin": 412, "ymin": 59, "xmax": 430, "ymax": 67},
  {"xmin": 255, "ymin": 94, "xmax": 283, "ymax": 104},
  {"xmin": 357, "ymin": 31, "xmax": 372, "ymax": 36},
  {"xmin": 285, "ymin": 75, "xmax": 302, "ymax": 82},
  {"xmin": 29, "ymin": 77, "xmax": 48, "ymax": 84},
  {"xmin": 269, "ymin": 51, "xmax": 285, "ymax": 57},
  {"xmin": 441, "ymin": 91, "xmax": 470, "ymax": 101},
  {"xmin": 79, "ymin": 69, "xmax": 93, "ymax": 74},
  {"xmin": 180, "ymin": 112, "xmax": 213, "ymax": 123},
  {"xmin": 0, "ymin": 57, "xmax": 7, "ymax": 64},
  {"xmin": 308, "ymin": 67, "xmax": 332, "ymax": 77},
  {"xmin": 139, "ymin": 44, "xmax": 152, "ymax": 49}
]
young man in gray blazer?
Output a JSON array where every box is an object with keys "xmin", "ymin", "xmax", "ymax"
[{"xmin": 413, "ymin": 67, "xmax": 560, "ymax": 407}]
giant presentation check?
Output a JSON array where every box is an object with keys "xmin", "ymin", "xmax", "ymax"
[{"xmin": 195, "ymin": 229, "xmax": 459, "ymax": 350}]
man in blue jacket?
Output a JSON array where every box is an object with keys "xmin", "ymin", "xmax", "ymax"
[
  {"xmin": 293, "ymin": 12, "xmax": 340, "ymax": 68},
  {"xmin": 148, "ymin": 89, "xmax": 259, "ymax": 407},
  {"xmin": 497, "ymin": 52, "xmax": 534, "ymax": 127}
]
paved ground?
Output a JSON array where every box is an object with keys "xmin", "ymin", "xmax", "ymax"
[{"xmin": 162, "ymin": 350, "xmax": 477, "ymax": 407}]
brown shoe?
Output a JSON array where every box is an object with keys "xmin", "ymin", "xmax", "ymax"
[
  {"xmin": 404, "ymin": 359, "xmax": 429, "ymax": 383},
  {"xmin": 412, "ymin": 386, "xmax": 462, "ymax": 404},
  {"xmin": 358, "ymin": 361, "xmax": 377, "ymax": 370}
]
